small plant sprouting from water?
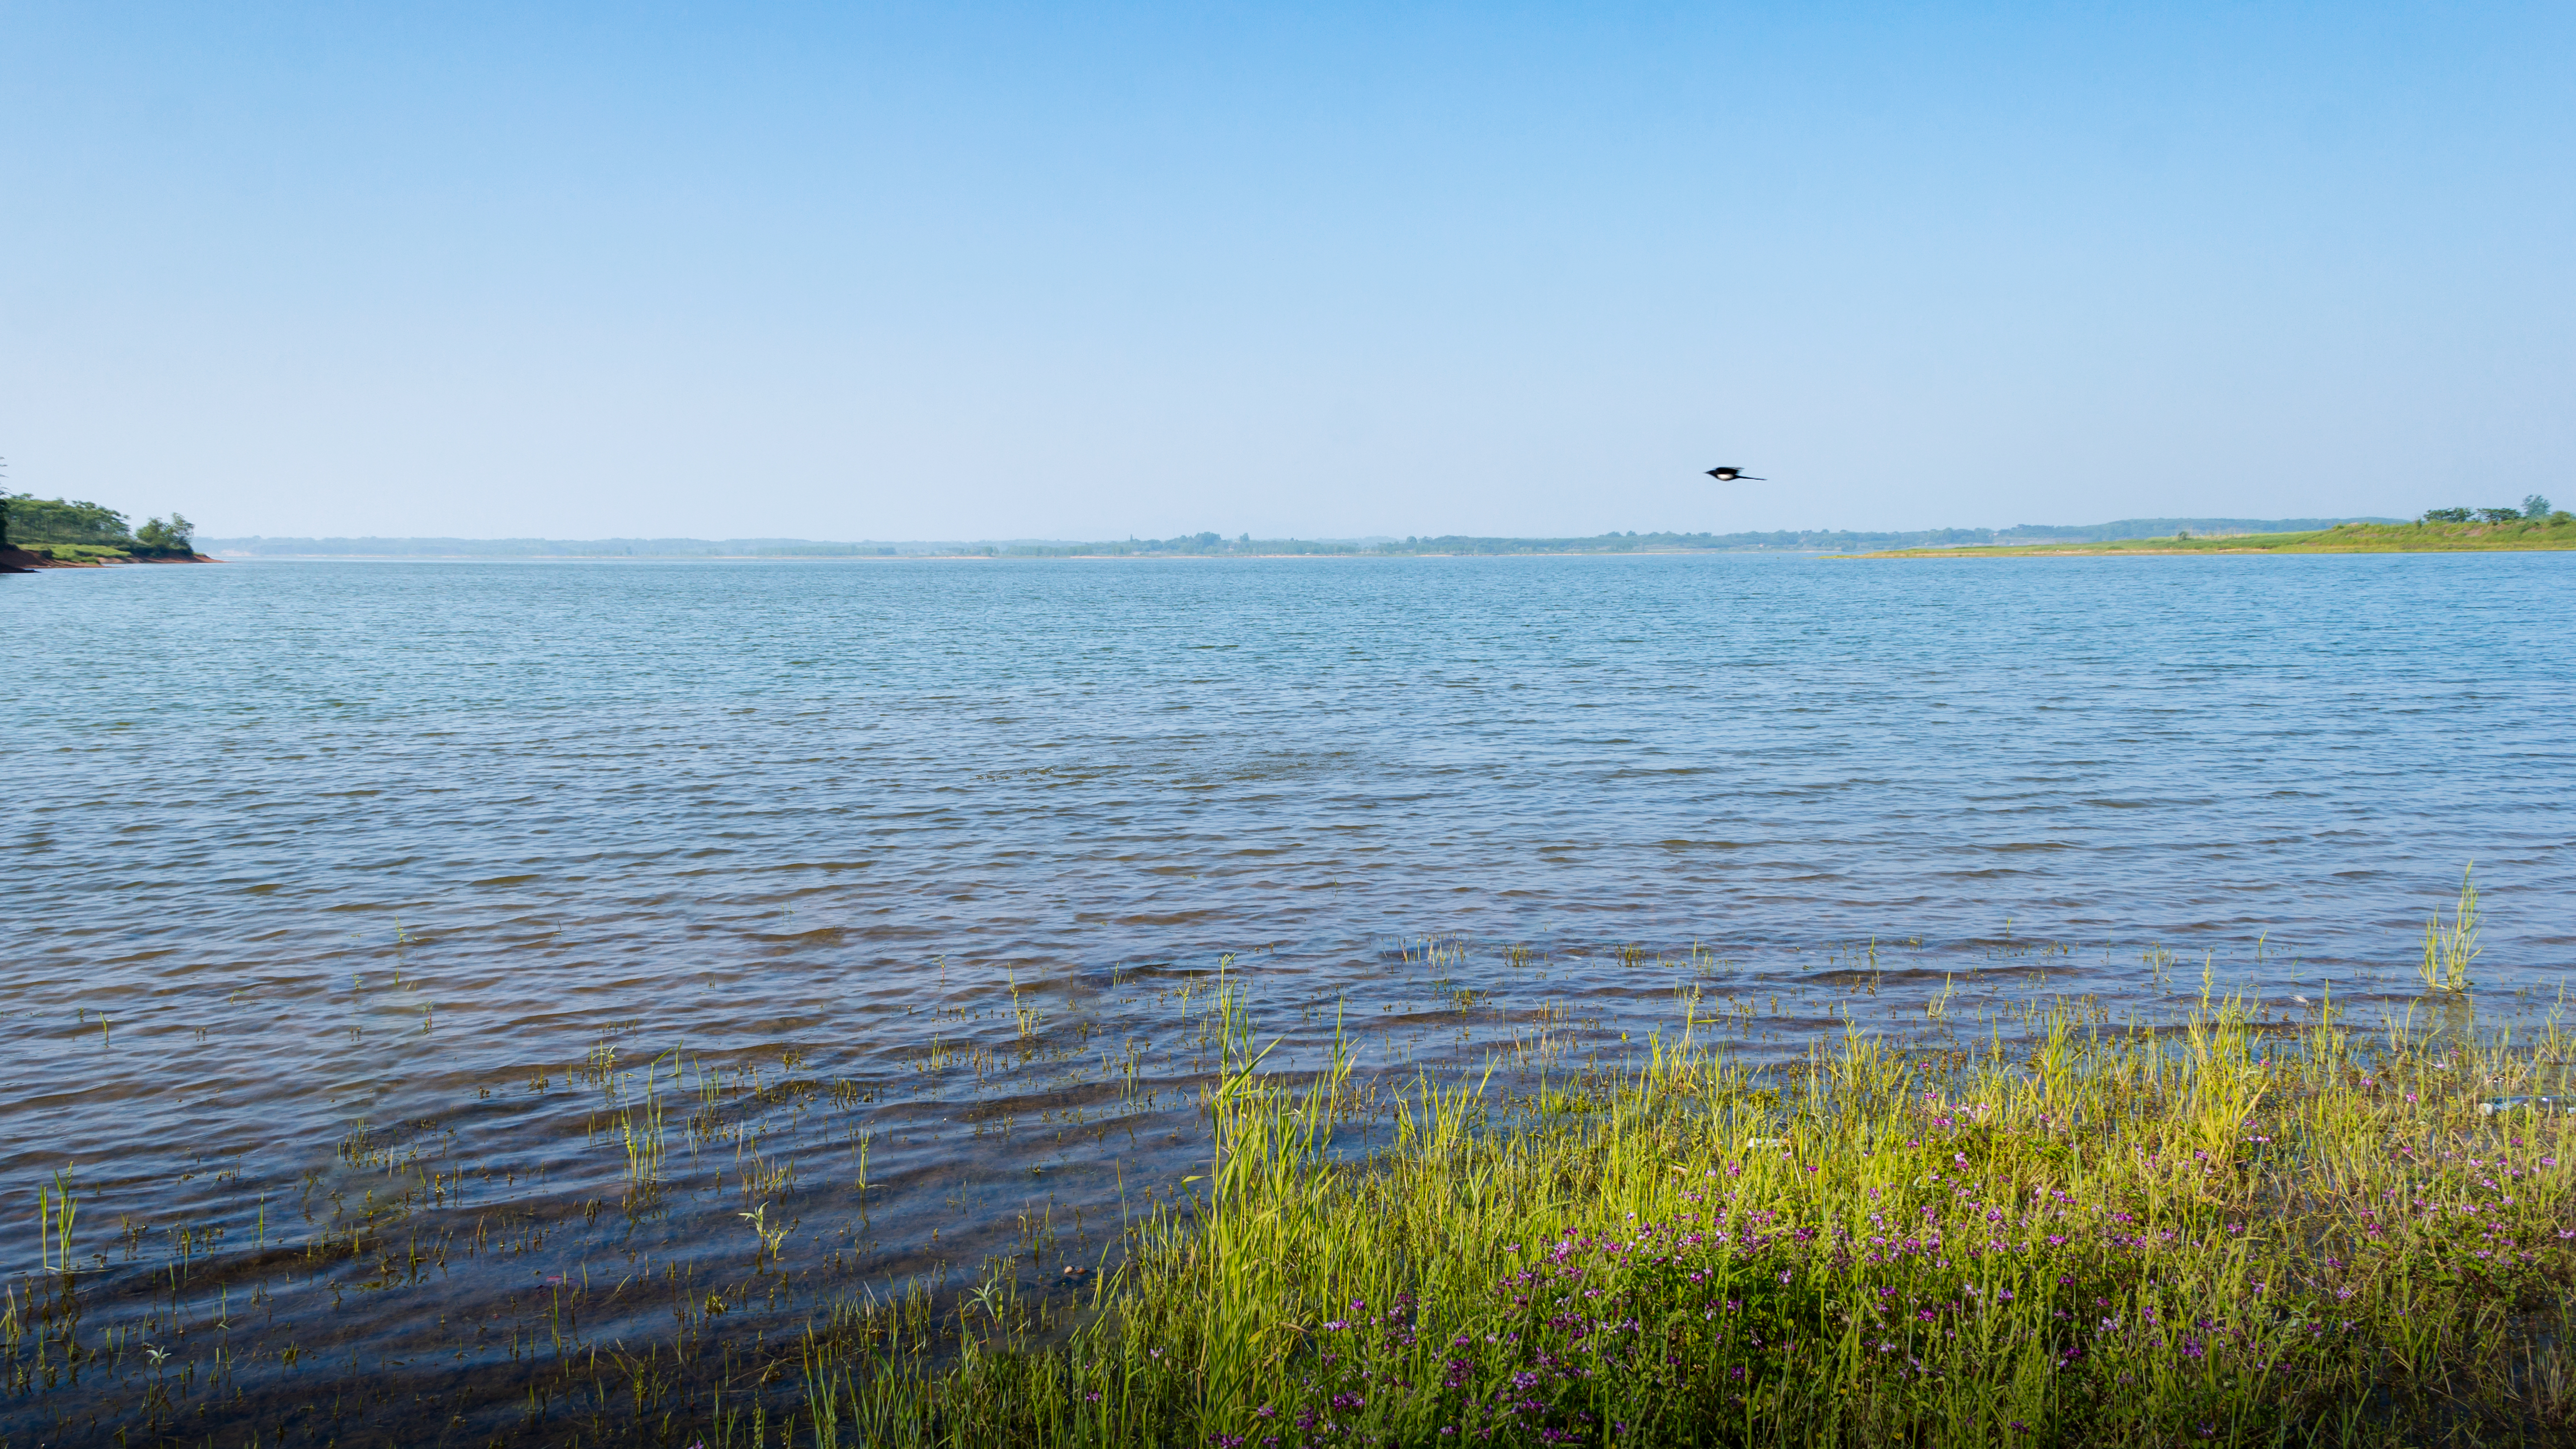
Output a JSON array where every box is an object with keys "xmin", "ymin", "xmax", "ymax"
[
  {"xmin": 616, "ymin": 1053, "xmax": 671, "ymax": 1194},
  {"xmin": 963, "ymin": 1267, "xmax": 1013, "ymax": 1326},
  {"xmin": 2422, "ymin": 864, "xmax": 2481, "ymax": 993},
  {"xmin": 740, "ymin": 1202, "xmax": 790, "ymax": 1262},
  {"xmin": 37, "ymin": 1169, "xmax": 76, "ymax": 1274},
  {"xmin": 1008, "ymin": 969, "xmax": 1044, "ymax": 1044}
]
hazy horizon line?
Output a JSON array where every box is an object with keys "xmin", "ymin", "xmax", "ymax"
[{"xmin": 201, "ymin": 514, "xmax": 2403, "ymax": 555}]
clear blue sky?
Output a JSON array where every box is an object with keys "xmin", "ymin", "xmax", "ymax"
[{"xmin": 4, "ymin": 2, "xmax": 2570, "ymax": 540}]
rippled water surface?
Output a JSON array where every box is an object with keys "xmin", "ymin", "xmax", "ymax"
[{"xmin": 5, "ymin": 553, "xmax": 2571, "ymax": 1444}]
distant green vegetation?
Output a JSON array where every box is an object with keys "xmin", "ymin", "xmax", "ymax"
[
  {"xmin": 2, "ymin": 492, "xmax": 197, "ymax": 559},
  {"xmin": 1857, "ymin": 503, "xmax": 2575, "ymax": 558}
]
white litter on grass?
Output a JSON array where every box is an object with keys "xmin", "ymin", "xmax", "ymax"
[{"xmin": 2480, "ymin": 1097, "xmax": 2569, "ymax": 1117}]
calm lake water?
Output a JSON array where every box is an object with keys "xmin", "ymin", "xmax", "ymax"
[{"xmin": 5, "ymin": 553, "xmax": 2570, "ymax": 1444}]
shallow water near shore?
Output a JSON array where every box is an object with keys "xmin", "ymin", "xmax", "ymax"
[{"xmin": 4, "ymin": 552, "xmax": 2571, "ymax": 1444}]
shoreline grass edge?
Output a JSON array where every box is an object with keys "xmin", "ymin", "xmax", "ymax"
[{"xmin": 765, "ymin": 983, "xmax": 2576, "ymax": 1448}]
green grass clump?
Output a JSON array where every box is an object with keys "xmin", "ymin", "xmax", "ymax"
[
  {"xmin": 29, "ymin": 542, "xmax": 134, "ymax": 563},
  {"xmin": 781, "ymin": 991, "xmax": 2576, "ymax": 1447}
]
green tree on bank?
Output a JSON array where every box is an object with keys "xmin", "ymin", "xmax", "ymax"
[
  {"xmin": 2422, "ymin": 494, "xmax": 2565, "ymax": 524},
  {"xmin": 2, "ymin": 491, "xmax": 197, "ymax": 557},
  {"xmin": 134, "ymin": 512, "xmax": 197, "ymax": 554}
]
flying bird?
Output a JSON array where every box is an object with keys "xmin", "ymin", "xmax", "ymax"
[{"xmin": 1704, "ymin": 466, "xmax": 1764, "ymax": 482}]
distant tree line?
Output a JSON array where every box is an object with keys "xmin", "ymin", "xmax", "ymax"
[
  {"xmin": 1, "ymin": 492, "xmax": 197, "ymax": 556},
  {"xmin": 2420, "ymin": 495, "xmax": 2562, "ymax": 525},
  {"xmin": 1003, "ymin": 533, "xmax": 1361, "ymax": 557}
]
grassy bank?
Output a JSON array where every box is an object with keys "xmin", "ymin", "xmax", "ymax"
[
  {"xmin": 761, "ymin": 987, "xmax": 2576, "ymax": 1448},
  {"xmin": 1852, "ymin": 518, "xmax": 2576, "ymax": 558},
  {"xmin": 3, "ymin": 542, "xmax": 212, "ymax": 565}
]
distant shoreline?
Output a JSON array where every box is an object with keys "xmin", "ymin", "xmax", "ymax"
[
  {"xmin": 1849, "ymin": 519, "xmax": 2575, "ymax": 558},
  {"xmin": 196, "ymin": 516, "xmax": 2404, "ymax": 561}
]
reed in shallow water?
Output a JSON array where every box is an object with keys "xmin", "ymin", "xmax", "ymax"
[{"xmin": 781, "ymin": 984, "xmax": 2576, "ymax": 1447}]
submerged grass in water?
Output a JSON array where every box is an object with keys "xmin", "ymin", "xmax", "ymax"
[
  {"xmin": 10, "ymin": 925, "xmax": 2572, "ymax": 1447},
  {"xmin": 790, "ymin": 986, "xmax": 2576, "ymax": 1447}
]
